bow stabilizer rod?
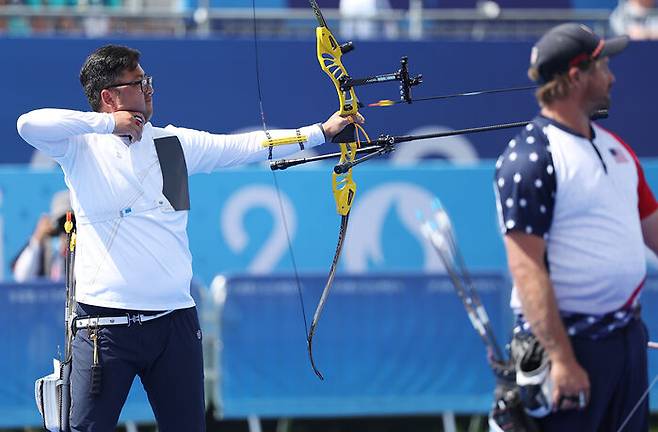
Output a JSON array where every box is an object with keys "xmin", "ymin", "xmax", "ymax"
[
  {"xmin": 270, "ymin": 109, "xmax": 609, "ymax": 173},
  {"xmin": 334, "ymin": 120, "xmax": 530, "ymax": 174},
  {"xmin": 269, "ymin": 144, "xmax": 384, "ymax": 170},
  {"xmin": 270, "ymin": 118, "xmax": 530, "ymax": 172},
  {"xmin": 333, "ymin": 108, "xmax": 608, "ymax": 173}
]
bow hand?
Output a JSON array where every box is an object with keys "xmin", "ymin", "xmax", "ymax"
[{"xmin": 322, "ymin": 112, "xmax": 364, "ymax": 143}]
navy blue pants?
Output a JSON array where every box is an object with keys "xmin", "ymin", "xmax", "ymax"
[
  {"xmin": 70, "ymin": 303, "xmax": 205, "ymax": 432},
  {"xmin": 538, "ymin": 318, "xmax": 649, "ymax": 432}
]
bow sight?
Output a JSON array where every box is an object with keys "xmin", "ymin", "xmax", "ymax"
[
  {"xmin": 310, "ymin": 0, "xmax": 422, "ymax": 122},
  {"xmin": 340, "ymin": 56, "xmax": 423, "ymax": 109}
]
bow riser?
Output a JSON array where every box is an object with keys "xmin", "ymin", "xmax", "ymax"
[{"xmin": 316, "ymin": 27, "xmax": 358, "ymax": 115}]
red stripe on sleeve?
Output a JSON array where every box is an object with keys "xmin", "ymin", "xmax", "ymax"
[{"xmin": 605, "ymin": 128, "xmax": 658, "ymax": 219}]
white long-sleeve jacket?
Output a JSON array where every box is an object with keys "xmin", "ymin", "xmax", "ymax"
[{"xmin": 17, "ymin": 109, "xmax": 325, "ymax": 310}]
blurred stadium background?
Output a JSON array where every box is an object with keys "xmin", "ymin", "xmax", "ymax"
[{"xmin": 1, "ymin": 0, "xmax": 658, "ymax": 431}]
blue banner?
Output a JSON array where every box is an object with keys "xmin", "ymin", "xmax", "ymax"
[
  {"xmin": 0, "ymin": 164, "xmax": 505, "ymax": 284},
  {"xmin": 219, "ymin": 274, "xmax": 658, "ymax": 417},
  {"xmin": 219, "ymin": 273, "xmax": 511, "ymax": 417},
  {"xmin": 3, "ymin": 162, "xmax": 658, "ymax": 284},
  {"xmin": 2, "ymin": 274, "xmax": 658, "ymax": 427},
  {"xmin": 2, "ymin": 39, "xmax": 657, "ymax": 165}
]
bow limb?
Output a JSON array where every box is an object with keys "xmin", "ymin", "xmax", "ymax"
[
  {"xmin": 308, "ymin": 212, "xmax": 350, "ymax": 380},
  {"xmin": 311, "ymin": 0, "xmax": 358, "ymax": 116},
  {"xmin": 307, "ymin": 141, "xmax": 357, "ymax": 380}
]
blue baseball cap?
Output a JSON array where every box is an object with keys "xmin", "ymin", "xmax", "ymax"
[{"xmin": 530, "ymin": 23, "xmax": 629, "ymax": 84}]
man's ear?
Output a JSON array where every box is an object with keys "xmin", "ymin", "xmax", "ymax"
[
  {"xmin": 100, "ymin": 88, "xmax": 117, "ymax": 111},
  {"xmin": 567, "ymin": 66, "xmax": 580, "ymax": 83}
]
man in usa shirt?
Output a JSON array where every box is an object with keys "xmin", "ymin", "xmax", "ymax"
[{"xmin": 495, "ymin": 24, "xmax": 658, "ymax": 430}]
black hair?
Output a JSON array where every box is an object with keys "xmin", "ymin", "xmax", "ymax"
[{"xmin": 79, "ymin": 45, "xmax": 141, "ymax": 112}]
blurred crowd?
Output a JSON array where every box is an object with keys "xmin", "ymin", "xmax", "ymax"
[
  {"xmin": 0, "ymin": 0, "xmax": 656, "ymax": 40},
  {"xmin": 0, "ymin": 0, "xmax": 184, "ymax": 36},
  {"xmin": 611, "ymin": 0, "xmax": 658, "ymax": 39},
  {"xmin": 0, "ymin": 0, "xmax": 117, "ymax": 36}
]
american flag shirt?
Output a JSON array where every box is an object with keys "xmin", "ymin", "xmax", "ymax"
[{"xmin": 495, "ymin": 115, "xmax": 657, "ymax": 338}]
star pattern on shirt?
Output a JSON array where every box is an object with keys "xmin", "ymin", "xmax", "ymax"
[
  {"xmin": 516, "ymin": 307, "xmax": 637, "ymax": 339},
  {"xmin": 495, "ymin": 118, "xmax": 557, "ymax": 238}
]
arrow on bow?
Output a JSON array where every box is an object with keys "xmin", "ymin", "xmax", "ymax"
[{"xmin": 365, "ymin": 84, "xmax": 536, "ymax": 108}]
